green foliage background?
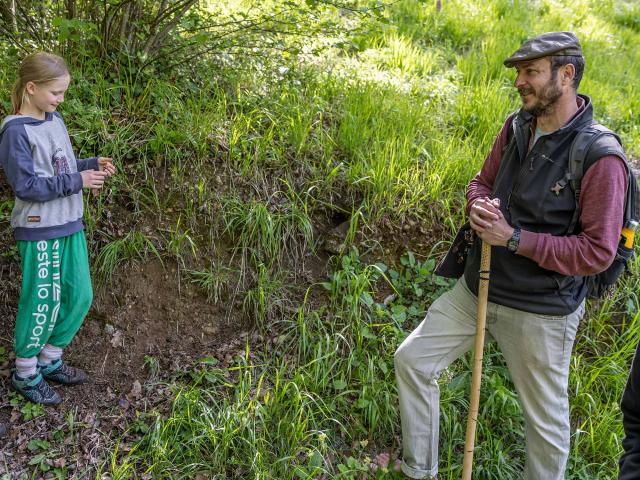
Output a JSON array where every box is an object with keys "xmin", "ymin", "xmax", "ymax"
[{"xmin": 2, "ymin": 0, "xmax": 640, "ymax": 478}]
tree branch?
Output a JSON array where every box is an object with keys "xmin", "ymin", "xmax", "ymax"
[{"xmin": 142, "ymin": 0, "xmax": 198, "ymax": 57}]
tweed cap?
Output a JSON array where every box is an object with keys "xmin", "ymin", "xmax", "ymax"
[{"xmin": 504, "ymin": 31, "xmax": 582, "ymax": 67}]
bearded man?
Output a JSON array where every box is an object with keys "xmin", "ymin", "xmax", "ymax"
[{"xmin": 394, "ymin": 32, "xmax": 628, "ymax": 479}]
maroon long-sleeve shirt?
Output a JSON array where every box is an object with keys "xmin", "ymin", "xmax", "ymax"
[{"xmin": 466, "ymin": 101, "xmax": 628, "ymax": 277}]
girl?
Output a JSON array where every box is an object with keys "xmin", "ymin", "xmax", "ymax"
[{"xmin": 0, "ymin": 52, "xmax": 116, "ymax": 405}]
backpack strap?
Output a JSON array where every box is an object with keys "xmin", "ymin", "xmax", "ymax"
[
  {"xmin": 491, "ymin": 112, "xmax": 520, "ymax": 197},
  {"xmin": 566, "ymin": 123, "xmax": 632, "ymax": 233}
]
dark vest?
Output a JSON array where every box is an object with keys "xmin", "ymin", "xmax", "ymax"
[{"xmin": 464, "ymin": 95, "xmax": 625, "ymax": 315}]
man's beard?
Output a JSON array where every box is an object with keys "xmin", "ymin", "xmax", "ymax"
[{"xmin": 519, "ymin": 74, "xmax": 563, "ymax": 117}]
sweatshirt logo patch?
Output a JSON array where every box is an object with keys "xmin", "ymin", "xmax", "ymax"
[{"xmin": 27, "ymin": 216, "xmax": 41, "ymax": 223}]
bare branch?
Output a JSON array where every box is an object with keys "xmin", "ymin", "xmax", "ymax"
[
  {"xmin": 65, "ymin": 0, "xmax": 76, "ymax": 20},
  {"xmin": 15, "ymin": 2, "xmax": 47, "ymax": 47},
  {"xmin": 142, "ymin": 0, "xmax": 198, "ymax": 57},
  {"xmin": 0, "ymin": 0, "xmax": 17, "ymax": 31},
  {"xmin": 0, "ymin": 23, "xmax": 30, "ymax": 54}
]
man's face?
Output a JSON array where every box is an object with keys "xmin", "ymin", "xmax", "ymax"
[{"xmin": 513, "ymin": 58, "xmax": 563, "ymax": 117}]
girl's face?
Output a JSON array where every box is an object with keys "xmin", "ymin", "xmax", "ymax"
[{"xmin": 23, "ymin": 74, "xmax": 70, "ymax": 118}]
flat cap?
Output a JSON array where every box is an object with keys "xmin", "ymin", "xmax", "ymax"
[{"xmin": 504, "ymin": 31, "xmax": 582, "ymax": 67}]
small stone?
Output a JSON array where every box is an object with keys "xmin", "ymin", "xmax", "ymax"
[
  {"xmin": 203, "ymin": 325, "xmax": 218, "ymax": 335},
  {"xmin": 383, "ymin": 294, "xmax": 397, "ymax": 306}
]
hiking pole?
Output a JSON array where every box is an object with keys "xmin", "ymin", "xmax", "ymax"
[{"xmin": 462, "ymin": 240, "xmax": 491, "ymax": 480}]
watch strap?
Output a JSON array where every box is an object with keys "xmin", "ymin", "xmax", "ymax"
[{"xmin": 507, "ymin": 227, "xmax": 521, "ymax": 252}]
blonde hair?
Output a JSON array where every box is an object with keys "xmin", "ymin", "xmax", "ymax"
[{"xmin": 11, "ymin": 52, "xmax": 70, "ymax": 114}]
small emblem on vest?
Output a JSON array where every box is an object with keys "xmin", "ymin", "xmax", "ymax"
[
  {"xmin": 550, "ymin": 182, "xmax": 564, "ymax": 196},
  {"xmin": 27, "ymin": 216, "xmax": 41, "ymax": 223}
]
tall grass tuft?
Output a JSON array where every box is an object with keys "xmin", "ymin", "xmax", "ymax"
[{"xmin": 94, "ymin": 231, "xmax": 162, "ymax": 284}]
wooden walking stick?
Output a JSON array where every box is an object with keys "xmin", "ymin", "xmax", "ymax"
[{"xmin": 462, "ymin": 240, "xmax": 491, "ymax": 480}]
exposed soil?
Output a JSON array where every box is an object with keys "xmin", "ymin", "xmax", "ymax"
[
  {"xmin": 0, "ymin": 180, "xmax": 440, "ymax": 478},
  {"xmin": 0, "ymin": 252, "xmax": 252, "ymax": 478},
  {"xmin": 0, "ymin": 223, "xmax": 337, "ymax": 478}
]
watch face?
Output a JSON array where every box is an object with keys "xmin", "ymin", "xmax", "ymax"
[{"xmin": 507, "ymin": 229, "xmax": 520, "ymax": 252}]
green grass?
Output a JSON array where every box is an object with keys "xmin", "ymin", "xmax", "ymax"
[
  {"xmin": 187, "ymin": 263, "xmax": 235, "ymax": 304},
  {"xmin": 93, "ymin": 231, "xmax": 162, "ymax": 284},
  {"xmin": 102, "ymin": 0, "xmax": 640, "ymax": 477},
  {"xmin": 219, "ymin": 192, "xmax": 314, "ymax": 275},
  {"xmin": 1, "ymin": 0, "xmax": 639, "ymax": 478}
]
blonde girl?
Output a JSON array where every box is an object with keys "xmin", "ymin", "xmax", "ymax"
[{"xmin": 0, "ymin": 52, "xmax": 115, "ymax": 404}]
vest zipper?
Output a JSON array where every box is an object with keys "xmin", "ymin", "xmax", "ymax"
[{"xmin": 508, "ymin": 150, "xmax": 537, "ymax": 210}]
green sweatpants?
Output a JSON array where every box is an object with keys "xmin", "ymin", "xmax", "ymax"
[{"xmin": 15, "ymin": 231, "xmax": 93, "ymax": 358}]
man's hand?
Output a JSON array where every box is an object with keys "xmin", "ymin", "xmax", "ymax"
[
  {"xmin": 80, "ymin": 169, "xmax": 108, "ymax": 189},
  {"xmin": 476, "ymin": 215, "xmax": 515, "ymax": 247},
  {"xmin": 470, "ymin": 197, "xmax": 515, "ymax": 247},
  {"xmin": 469, "ymin": 197, "xmax": 502, "ymax": 232}
]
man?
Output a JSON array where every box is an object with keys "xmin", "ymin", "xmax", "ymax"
[
  {"xmin": 620, "ymin": 344, "xmax": 640, "ymax": 478},
  {"xmin": 394, "ymin": 31, "xmax": 628, "ymax": 479}
]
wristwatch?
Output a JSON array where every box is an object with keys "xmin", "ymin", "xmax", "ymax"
[{"xmin": 506, "ymin": 227, "xmax": 521, "ymax": 253}]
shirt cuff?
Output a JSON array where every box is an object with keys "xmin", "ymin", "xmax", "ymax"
[
  {"xmin": 516, "ymin": 229, "xmax": 539, "ymax": 257},
  {"xmin": 72, "ymin": 172, "xmax": 84, "ymax": 194},
  {"xmin": 77, "ymin": 157, "xmax": 99, "ymax": 171}
]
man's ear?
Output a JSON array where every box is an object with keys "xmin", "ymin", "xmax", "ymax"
[{"xmin": 562, "ymin": 64, "xmax": 576, "ymax": 86}]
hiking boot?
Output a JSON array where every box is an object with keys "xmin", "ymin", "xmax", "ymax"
[
  {"xmin": 40, "ymin": 359, "xmax": 87, "ymax": 385},
  {"xmin": 12, "ymin": 372, "xmax": 61, "ymax": 405}
]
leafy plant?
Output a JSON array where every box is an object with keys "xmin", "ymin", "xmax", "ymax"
[
  {"xmin": 386, "ymin": 251, "xmax": 454, "ymax": 326},
  {"xmin": 162, "ymin": 215, "xmax": 198, "ymax": 268},
  {"xmin": 220, "ymin": 193, "xmax": 313, "ymax": 273},
  {"xmin": 21, "ymin": 402, "xmax": 45, "ymax": 421}
]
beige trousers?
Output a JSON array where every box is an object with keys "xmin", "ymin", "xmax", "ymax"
[{"xmin": 395, "ymin": 277, "xmax": 584, "ymax": 479}]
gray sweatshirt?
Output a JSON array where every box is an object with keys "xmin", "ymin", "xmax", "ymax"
[{"xmin": 0, "ymin": 112, "xmax": 98, "ymax": 241}]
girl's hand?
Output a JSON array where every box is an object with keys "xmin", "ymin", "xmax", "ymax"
[
  {"xmin": 98, "ymin": 157, "xmax": 116, "ymax": 176},
  {"xmin": 80, "ymin": 169, "xmax": 108, "ymax": 189}
]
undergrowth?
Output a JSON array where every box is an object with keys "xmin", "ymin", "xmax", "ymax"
[{"xmin": 1, "ymin": 0, "xmax": 639, "ymax": 478}]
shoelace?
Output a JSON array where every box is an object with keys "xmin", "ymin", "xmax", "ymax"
[{"xmin": 33, "ymin": 377, "xmax": 58, "ymax": 401}]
